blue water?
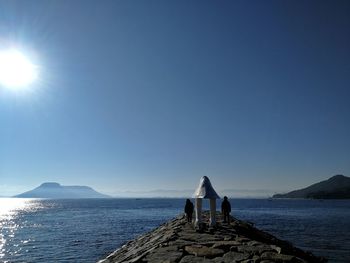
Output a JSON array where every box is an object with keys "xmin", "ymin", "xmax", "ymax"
[{"xmin": 0, "ymin": 198, "xmax": 349, "ymax": 263}]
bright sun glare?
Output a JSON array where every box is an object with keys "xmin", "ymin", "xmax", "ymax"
[{"xmin": 0, "ymin": 49, "xmax": 38, "ymax": 90}]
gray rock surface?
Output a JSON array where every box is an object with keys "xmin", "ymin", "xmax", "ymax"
[{"xmin": 97, "ymin": 212, "xmax": 326, "ymax": 263}]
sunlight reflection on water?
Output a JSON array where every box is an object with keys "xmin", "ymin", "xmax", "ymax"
[
  {"xmin": 0, "ymin": 198, "xmax": 349, "ymax": 262},
  {"xmin": 0, "ymin": 198, "xmax": 43, "ymax": 261}
]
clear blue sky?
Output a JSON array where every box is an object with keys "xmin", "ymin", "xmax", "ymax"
[{"xmin": 1, "ymin": 0, "xmax": 349, "ymax": 196}]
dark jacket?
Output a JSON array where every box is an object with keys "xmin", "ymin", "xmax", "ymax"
[
  {"xmin": 221, "ymin": 199, "xmax": 231, "ymax": 213},
  {"xmin": 185, "ymin": 201, "xmax": 194, "ymax": 214}
]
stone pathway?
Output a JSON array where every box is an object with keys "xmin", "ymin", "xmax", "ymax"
[{"xmin": 97, "ymin": 212, "xmax": 326, "ymax": 263}]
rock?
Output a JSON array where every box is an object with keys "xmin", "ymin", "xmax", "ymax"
[
  {"xmin": 252, "ymin": 255, "xmax": 261, "ymax": 262},
  {"xmin": 212, "ymin": 257, "xmax": 225, "ymax": 263},
  {"xmin": 247, "ymin": 241, "xmax": 262, "ymax": 246},
  {"xmin": 223, "ymin": 236, "xmax": 234, "ymax": 241},
  {"xmin": 184, "ymin": 245, "xmax": 225, "ymax": 258},
  {"xmin": 270, "ymin": 245, "xmax": 282, "ymax": 254},
  {"xmin": 182, "ymin": 233, "xmax": 222, "ymax": 243},
  {"xmin": 211, "ymin": 240, "xmax": 241, "ymax": 251},
  {"xmin": 235, "ymin": 236, "xmax": 251, "ymax": 243},
  {"xmin": 261, "ymin": 251, "xmax": 299, "ymax": 262},
  {"xmin": 179, "ymin": 255, "xmax": 213, "ymax": 263},
  {"xmin": 222, "ymin": 251, "xmax": 250, "ymax": 262},
  {"xmin": 237, "ymin": 244, "xmax": 274, "ymax": 255},
  {"xmin": 143, "ymin": 246, "xmax": 183, "ymax": 263},
  {"xmin": 168, "ymin": 239, "xmax": 193, "ymax": 248}
]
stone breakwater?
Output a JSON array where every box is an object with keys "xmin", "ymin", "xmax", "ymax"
[{"xmin": 97, "ymin": 212, "xmax": 326, "ymax": 263}]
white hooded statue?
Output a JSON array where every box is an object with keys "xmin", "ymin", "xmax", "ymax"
[{"xmin": 193, "ymin": 176, "xmax": 220, "ymax": 227}]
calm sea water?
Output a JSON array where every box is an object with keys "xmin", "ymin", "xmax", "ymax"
[{"xmin": 0, "ymin": 198, "xmax": 349, "ymax": 263}]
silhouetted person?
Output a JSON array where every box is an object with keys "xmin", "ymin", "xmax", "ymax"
[
  {"xmin": 184, "ymin": 199, "xmax": 194, "ymax": 223},
  {"xmin": 221, "ymin": 196, "xmax": 231, "ymax": 223}
]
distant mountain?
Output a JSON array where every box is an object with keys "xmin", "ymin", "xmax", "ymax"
[
  {"xmin": 273, "ymin": 175, "xmax": 350, "ymax": 199},
  {"xmin": 15, "ymin": 182, "xmax": 110, "ymax": 199}
]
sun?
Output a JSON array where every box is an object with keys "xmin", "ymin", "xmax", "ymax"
[{"xmin": 0, "ymin": 49, "xmax": 38, "ymax": 90}]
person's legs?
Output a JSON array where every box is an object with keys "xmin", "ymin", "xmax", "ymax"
[{"xmin": 223, "ymin": 211, "xmax": 229, "ymax": 223}]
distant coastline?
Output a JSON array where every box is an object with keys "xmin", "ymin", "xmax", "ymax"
[
  {"xmin": 8, "ymin": 175, "xmax": 350, "ymax": 199},
  {"xmin": 273, "ymin": 175, "xmax": 350, "ymax": 199}
]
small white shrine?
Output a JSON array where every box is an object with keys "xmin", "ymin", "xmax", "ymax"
[{"xmin": 193, "ymin": 176, "xmax": 220, "ymax": 227}]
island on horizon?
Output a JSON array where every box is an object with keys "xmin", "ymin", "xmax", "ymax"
[
  {"xmin": 14, "ymin": 182, "xmax": 110, "ymax": 199},
  {"xmin": 273, "ymin": 175, "xmax": 350, "ymax": 199}
]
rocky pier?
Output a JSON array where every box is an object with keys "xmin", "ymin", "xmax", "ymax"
[{"xmin": 97, "ymin": 212, "xmax": 326, "ymax": 263}]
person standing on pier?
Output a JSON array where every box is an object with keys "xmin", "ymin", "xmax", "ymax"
[
  {"xmin": 221, "ymin": 196, "xmax": 231, "ymax": 223},
  {"xmin": 184, "ymin": 199, "xmax": 194, "ymax": 223}
]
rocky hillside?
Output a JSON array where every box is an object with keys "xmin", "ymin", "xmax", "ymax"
[
  {"xmin": 98, "ymin": 212, "xmax": 326, "ymax": 263},
  {"xmin": 273, "ymin": 175, "xmax": 350, "ymax": 199}
]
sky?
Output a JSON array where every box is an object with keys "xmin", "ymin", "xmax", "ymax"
[{"xmin": 0, "ymin": 0, "xmax": 350, "ymax": 197}]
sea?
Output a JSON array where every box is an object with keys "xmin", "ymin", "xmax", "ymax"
[{"xmin": 0, "ymin": 198, "xmax": 349, "ymax": 263}]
